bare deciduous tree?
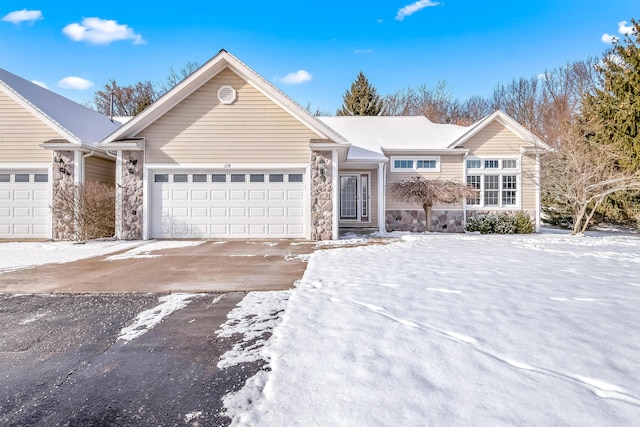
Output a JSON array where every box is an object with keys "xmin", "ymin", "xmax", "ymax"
[
  {"xmin": 92, "ymin": 79, "xmax": 158, "ymax": 117},
  {"xmin": 390, "ymin": 177, "xmax": 475, "ymax": 232},
  {"xmin": 541, "ymin": 119, "xmax": 640, "ymax": 234}
]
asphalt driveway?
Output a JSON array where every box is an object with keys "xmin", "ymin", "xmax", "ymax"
[
  {"xmin": 0, "ymin": 239, "xmax": 315, "ymax": 294},
  {"xmin": 0, "ymin": 292, "xmax": 264, "ymax": 426}
]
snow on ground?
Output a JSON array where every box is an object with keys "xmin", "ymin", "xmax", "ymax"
[
  {"xmin": 103, "ymin": 240, "xmax": 204, "ymax": 261},
  {"xmin": 117, "ymin": 293, "xmax": 202, "ymax": 343},
  {"xmin": 221, "ymin": 232, "xmax": 640, "ymax": 426},
  {"xmin": 0, "ymin": 240, "xmax": 144, "ymax": 274}
]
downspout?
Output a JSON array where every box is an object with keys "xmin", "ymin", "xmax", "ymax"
[{"xmin": 463, "ymin": 152, "xmax": 468, "ymax": 226}]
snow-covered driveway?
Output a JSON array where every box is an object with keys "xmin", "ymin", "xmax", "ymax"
[{"xmin": 223, "ymin": 232, "xmax": 640, "ymax": 426}]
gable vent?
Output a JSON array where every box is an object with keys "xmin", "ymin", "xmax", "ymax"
[{"xmin": 217, "ymin": 85, "xmax": 237, "ymax": 104}]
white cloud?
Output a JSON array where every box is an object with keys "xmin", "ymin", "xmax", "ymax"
[
  {"xmin": 62, "ymin": 17, "xmax": 145, "ymax": 45},
  {"xmin": 618, "ymin": 21, "xmax": 636, "ymax": 35},
  {"xmin": 601, "ymin": 33, "xmax": 618, "ymax": 44},
  {"xmin": 354, "ymin": 49, "xmax": 374, "ymax": 54},
  {"xmin": 396, "ymin": 0, "xmax": 440, "ymax": 21},
  {"xmin": 2, "ymin": 9, "xmax": 43, "ymax": 24},
  {"xmin": 377, "ymin": 19, "xmax": 384, "ymax": 24},
  {"xmin": 57, "ymin": 76, "xmax": 94, "ymax": 90},
  {"xmin": 278, "ymin": 70, "xmax": 312, "ymax": 85},
  {"xmin": 31, "ymin": 80, "xmax": 48, "ymax": 89}
]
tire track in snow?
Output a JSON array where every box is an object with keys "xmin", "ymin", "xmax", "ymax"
[{"xmin": 350, "ymin": 300, "xmax": 640, "ymax": 407}]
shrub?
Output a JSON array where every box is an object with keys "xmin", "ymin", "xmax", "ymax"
[
  {"xmin": 465, "ymin": 212, "xmax": 533, "ymax": 234},
  {"xmin": 52, "ymin": 181, "xmax": 115, "ymax": 240}
]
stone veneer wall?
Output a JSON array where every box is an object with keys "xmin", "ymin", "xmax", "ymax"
[
  {"xmin": 51, "ymin": 150, "xmax": 75, "ymax": 240},
  {"xmin": 386, "ymin": 209, "xmax": 465, "ymax": 233},
  {"xmin": 119, "ymin": 150, "xmax": 144, "ymax": 240},
  {"xmin": 310, "ymin": 151, "xmax": 333, "ymax": 240}
]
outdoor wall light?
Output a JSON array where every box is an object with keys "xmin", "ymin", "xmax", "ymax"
[
  {"xmin": 54, "ymin": 154, "xmax": 69, "ymax": 175},
  {"xmin": 126, "ymin": 158, "xmax": 137, "ymax": 175},
  {"xmin": 318, "ymin": 157, "xmax": 326, "ymax": 179}
]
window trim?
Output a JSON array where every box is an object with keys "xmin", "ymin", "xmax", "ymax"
[
  {"xmin": 390, "ymin": 156, "xmax": 441, "ymax": 173},
  {"xmin": 466, "ymin": 156, "xmax": 520, "ymax": 171},
  {"xmin": 465, "ymin": 173, "xmax": 521, "ymax": 209}
]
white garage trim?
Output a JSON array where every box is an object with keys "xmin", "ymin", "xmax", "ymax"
[
  {"xmin": 148, "ymin": 167, "xmax": 308, "ymax": 239},
  {"xmin": 145, "ymin": 163, "xmax": 309, "ymax": 170},
  {"xmin": 0, "ymin": 166, "xmax": 52, "ymax": 239}
]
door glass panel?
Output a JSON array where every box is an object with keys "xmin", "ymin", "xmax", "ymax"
[
  {"xmin": 250, "ymin": 174, "xmax": 264, "ymax": 183},
  {"xmin": 211, "ymin": 174, "xmax": 226, "ymax": 183},
  {"xmin": 288, "ymin": 174, "xmax": 303, "ymax": 183},
  {"xmin": 154, "ymin": 174, "xmax": 169, "ymax": 183},
  {"xmin": 230, "ymin": 174, "xmax": 245, "ymax": 183},
  {"xmin": 340, "ymin": 176, "xmax": 357, "ymax": 219},
  {"xmin": 173, "ymin": 174, "xmax": 188, "ymax": 183},
  {"xmin": 192, "ymin": 174, "xmax": 207, "ymax": 183},
  {"xmin": 269, "ymin": 174, "xmax": 284, "ymax": 183},
  {"xmin": 0, "ymin": 174, "xmax": 9, "ymax": 182},
  {"xmin": 15, "ymin": 174, "xmax": 29, "ymax": 183},
  {"xmin": 34, "ymin": 174, "xmax": 48, "ymax": 183},
  {"xmin": 361, "ymin": 176, "xmax": 368, "ymax": 218}
]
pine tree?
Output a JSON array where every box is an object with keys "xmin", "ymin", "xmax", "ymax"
[
  {"xmin": 583, "ymin": 19, "xmax": 640, "ymax": 171},
  {"xmin": 337, "ymin": 71, "xmax": 384, "ymax": 116}
]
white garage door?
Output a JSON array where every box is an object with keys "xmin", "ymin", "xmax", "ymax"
[
  {"xmin": 150, "ymin": 170, "xmax": 306, "ymax": 238},
  {"xmin": 0, "ymin": 171, "xmax": 50, "ymax": 238}
]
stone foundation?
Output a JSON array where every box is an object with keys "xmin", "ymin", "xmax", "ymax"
[
  {"xmin": 386, "ymin": 209, "xmax": 465, "ymax": 233},
  {"xmin": 310, "ymin": 151, "xmax": 333, "ymax": 240},
  {"xmin": 118, "ymin": 150, "xmax": 144, "ymax": 240}
]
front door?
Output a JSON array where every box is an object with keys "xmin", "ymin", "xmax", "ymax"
[
  {"xmin": 339, "ymin": 173, "xmax": 370, "ymax": 222},
  {"xmin": 340, "ymin": 175, "xmax": 358, "ymax": 219}
]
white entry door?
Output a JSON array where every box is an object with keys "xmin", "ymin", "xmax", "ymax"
[
  {"xmin": 150, "ymin": 170, "xmax": 306, "ymax": 238},
  {"xmin": 0, "ymin": 170, "xmax": 50, "ymax": 238}
]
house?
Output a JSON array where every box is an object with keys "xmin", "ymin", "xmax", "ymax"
[
  {"xmin": 0, "ymin": 68, "xmax": 121, "ymax": 239},
  {"xmin": 99, "ymin": 49, "xmax": 547, "ymax": 241}
]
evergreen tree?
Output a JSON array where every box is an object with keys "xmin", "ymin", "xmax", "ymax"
[
  {"xmin": 583, "ymin": 19, "xmax": 640, "ymax": 170},
  {"xmin": 337, "ymin": 71, "xmax": 383, "ymax": 116}
]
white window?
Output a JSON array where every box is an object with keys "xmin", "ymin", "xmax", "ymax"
[
  {"xmin": 502, "ymin": 159, "xmax": 517, "ymax": 169},
  {"xmin": 465, "ymin": 174, "xmax": 519, "ymax": 208},
  {"xmin": 484, "ymin": 159, "xmax": 500, "ymax": 169},
  {"xmin": 466, "ymin": 159, "xmax": 481, "ymax": 169},
  {"xmin": 391, "ymin": 156, "xmax": 440, "ymax": 172},
  {"xmin": 393, "ymin": 159, "xmax": 414, "ymax": 170}
]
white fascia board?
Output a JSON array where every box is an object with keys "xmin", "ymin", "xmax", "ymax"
[
  {"xmin": 144, "ymin": 163, "xmax": 309, "ymax": 170},
  {"xmin": 0, "ymin": 163, "xmax": 51, "ymax": 169},
  {"xmin": 96, "ymin": 140, "xmax": 144, "ymax": 151},
  {"xmin": 382, "ymin": 148, "xmax": 468, "ymax": 155},
  {"xmin": 309, "ymin": 142, "xmax": 350, "ymax": 151},
  {"xmin": 0, "ymin": 82, "xmax": 80, "ymax": 144},
  {"xmin": 39, "ymin": 142, "xmax": 92, "ymax": 151}
]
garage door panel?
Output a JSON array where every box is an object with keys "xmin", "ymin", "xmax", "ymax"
[
  {"xmin": 230, "ymin": 207, "xmax": 246, "ymax": 217},
  {"xmin": 211, "ymin": 190, "xmax": 227, "ymax": 200},
  {"xmin": 151, "ymin": 170, "xmax": 306, "ymax": 238},
  {"xmin": 230, "ymin": 190, "xmax": 246, "ymax": 201},
  {"xmin": 192, "ymin": 190, "xmax": 208, "ymax": 201},
  {"xmin": 268, "ymin": 190, "xmax": 285, "ymax": 200},
  {"xmin": 191, "ymin": 207, "xmax": 209, "ymax": 217},
  {"xmin": 288, "ymin": 207, "xmax": 304, "ymax": 217},
  {"xmin": 13, "ymin": 190, "xmax": 30, "ymax": 200},
  {"xmin": 0, "ymin": 170, "xmax": 50, "ymax": 238}
]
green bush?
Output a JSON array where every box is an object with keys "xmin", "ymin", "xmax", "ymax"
[{"xmin": 465, "ymin": 212, "xmax": 533, "ymax": 234}]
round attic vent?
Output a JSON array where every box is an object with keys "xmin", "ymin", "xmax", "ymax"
[{"xmin": 217, "ymin": 85, "xmax": 237, "ymax": 104}]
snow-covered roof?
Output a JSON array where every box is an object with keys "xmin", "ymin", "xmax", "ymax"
[
  {"xmin": 0, "ymin": 67, "xmax": 121, "ymax": 147},
  {"xmin": 318, "ymin": 116, "xmax": 469, "ymax": 161}
]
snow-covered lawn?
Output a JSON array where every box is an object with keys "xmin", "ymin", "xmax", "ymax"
[{"xmin": 221, "ymin": 232, "xmax": 640, "ymax": 426}]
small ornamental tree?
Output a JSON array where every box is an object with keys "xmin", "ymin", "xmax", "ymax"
[
  {"xmin": 337, "ymin": 71, "xmax": 384, "ymax": 116},
  {"xmin": 390, "ymin": 176, "xmax": 475, "ymax": 232}
]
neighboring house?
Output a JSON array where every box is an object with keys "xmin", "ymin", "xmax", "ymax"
[
  {"xmin": 0, "ymin": 68, "xmax": 120, "ymax": 239},
  {"xmin": 99, "ymin": 49, "xmax": 548, "ymax": 241}
]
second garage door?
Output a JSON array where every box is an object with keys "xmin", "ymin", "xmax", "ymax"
[
  {"xmin": 0, "ymin": 170, "xmax": 50, "ymax": 238},
  {"xmin": 150, "ymin": 170, "xmax": 306, "ymax": 238}
]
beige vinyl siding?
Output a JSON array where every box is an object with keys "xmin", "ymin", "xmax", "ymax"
[
  {"xmin": 463, "ymin": 121, "xmax": 538, "ymax": 211},
  {"xmin": 463, "ymin": 121, "xmax": 527, "ymax": 156},
  {"xmin": 142, "ymin": 68, "xmax": 320, "ymax": 164},
  {"xmin": 339, "ymin": 170, "xmax": 378, "ymax": 228},
  {"xmin": 85, "ymin": 156, "xmax": 115, "ymax": 184},
  {"xmin": 386, "ymin": 154, "xmax": 465, "ymax": 210},
  {"xmin": 0, "ymin": 90, "xmax": 57, "ymax": 162}
]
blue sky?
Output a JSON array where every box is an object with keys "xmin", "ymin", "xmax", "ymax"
[{"xmin": 1, "ymin": 1, "xmax": 638, "ymax": 113}]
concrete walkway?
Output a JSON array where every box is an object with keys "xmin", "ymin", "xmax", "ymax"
[{"xmin": 0, "ymin": 240, "xmax": 315, "ymax": 293}]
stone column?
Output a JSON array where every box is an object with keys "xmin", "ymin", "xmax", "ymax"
[
  {"xmin": 310, "ymin": 151, "xmax": 333, "ymax": 241},
  {"xmin": 119, "ymin": 150, "xmax": 144, "ymax": 240},
  {"xmin": 51, "ymin": 150, "xmax": 76, "ymax": 240}
]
